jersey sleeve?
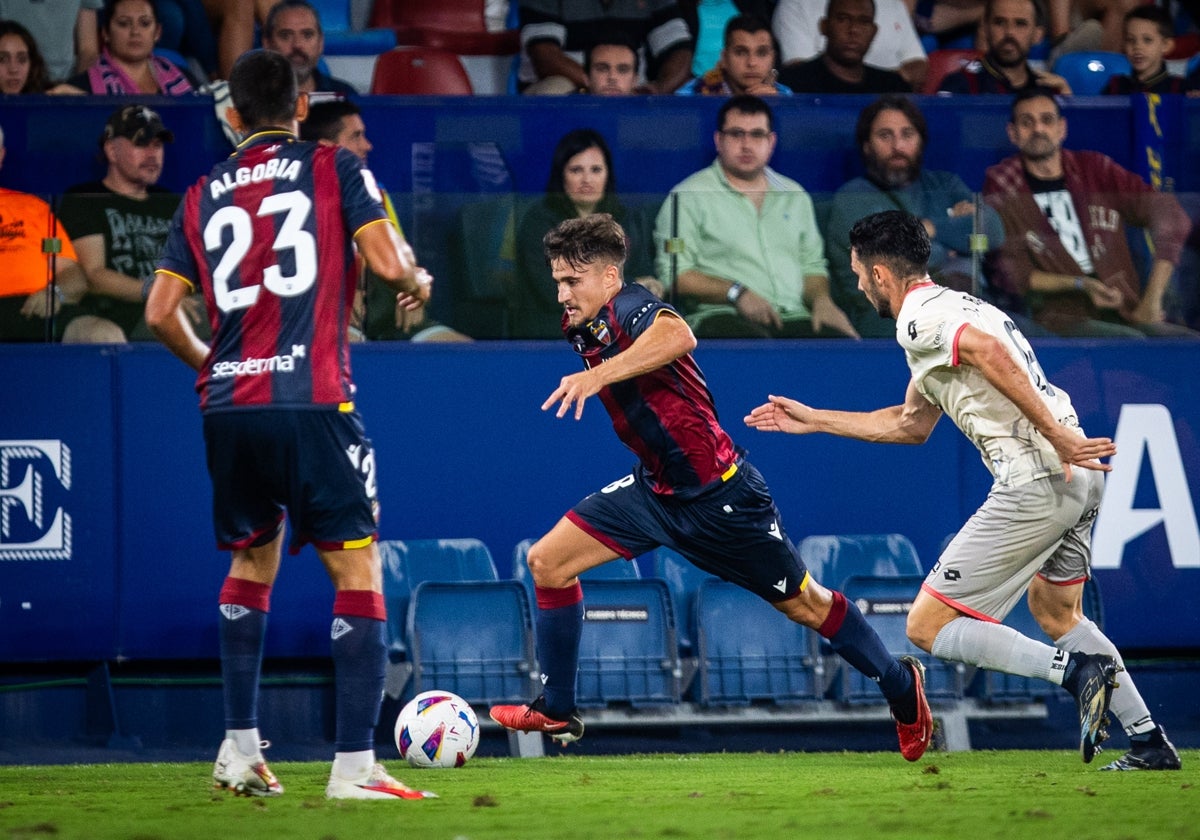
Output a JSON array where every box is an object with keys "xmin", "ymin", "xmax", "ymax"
[
  {"xmin": 612, "ymin": 283, "xmax": 678, "ymax": 340},
  {"xmin": 154, "ymin": 187, "xmax": 198, "ymax": 287},
  {"xmin": 898, "ymin": 293, "xmax": 967, "ymax": 369},
  {"xmin": 333, "ymin": 147, "xmax": 389, "ymax": 237}
]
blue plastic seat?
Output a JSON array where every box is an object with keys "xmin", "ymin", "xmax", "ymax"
[
  {"xmin": 652, "ymin": 547, "xmax": 717, "ymax": 657},
  {"xmin": 1052, "ymin": 51, "xmax": 1132, "ymax": 95},
  {"xmin": 406, "ymin": 580, "xmax": 537, "ymax": 706},
  {"xmin": 694, "ymin": 579, "xmax": 823, "ymax": 706},
  {"xmin": 799, "ymin": 533, "xmax": 923, "ymax": 592},
  {"xmin": 575, "ymin": 579, "xmax": 681, "ymax": 708},
  {"xmin": 310, "ymin": 0, "xmax": 397, "ymax": 56},
  {"xmin": 837, "ymin": 574, "xmax": 964, "ymax": 705}
]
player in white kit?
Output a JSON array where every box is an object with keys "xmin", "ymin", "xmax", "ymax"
[{"xmin": 746, "ymin": 210, "xmax": 1181, "ymax": 770}]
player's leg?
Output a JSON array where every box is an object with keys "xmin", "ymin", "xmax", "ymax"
[
  {"xmin": 490, "ymin": 516, "xmax": 622, "ymax": 741},
  {"xmin": 204, "ymin": 411, "xmax": 286, "ymax": 796},
  {"xmin": 909, "ymin": 473, "xmax": 1120, "ymax": 761},
  {"xmin": 491, "ymin": 473, "xmax": 658, "ymax": 741},
  {"xmin": 1027, "ymin": 486, "xmax": 1181, "ymax": 771}
]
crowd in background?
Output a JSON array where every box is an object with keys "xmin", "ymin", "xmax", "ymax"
[{"xmin": 2, "ymin": 0, "xmax": 1199, "ymax": 343}]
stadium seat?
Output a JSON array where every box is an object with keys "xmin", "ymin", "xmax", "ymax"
[
  {"xmin": 452, "ymin": 196, "xmax": 520, "ymax": 339},
  {"xmin": 922, "ymin": 48, "xmax": 982, "ymax": 93},
  {"xmin": 651, "ymin": 547, "xmax": 716, "ymax": 657},
  {"xmin": 380, "ymin": 537, "xmax": 498, "ymax": 661},
  {"xmin": 1189, "ymin": 53, "xmax": 1200, "ymax": 76},
  {"xmin": 1051, "ymin": 51, "xmax": 1132, "ymax": 95},
  {"xmin": 837, "ymin": 574, "xmax": 964, "ymax": 705},
  {"xmin": 694, "ymin": 579, "xmax": 823, "ymax": 706},
  {"xmin": 309, "ymin": 0, "xmax": 397, "ymax": 56},
  {"xmin": 370, "ymin": 47, "xmax": 474, "ymax": 94},
  {"xmin": 799, "ymin": 534, "xmax": 923, "ymax": 592},
  {"xmin": 406, "ymin": 580, "xmax": 538, "ymax": 706},
  {"xmin": 370, "ymin": 0, "xmax": 519, "ymax": 55},
  {"xmin": 576, "ymin": 579, "xmax": 682, "ymax": 708}
]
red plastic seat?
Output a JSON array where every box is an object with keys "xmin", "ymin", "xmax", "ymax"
[
  {"xmin": 370, "ymin": 0, "xmax": 519, "ymax": 55},
  {"xmin": 922, "ymin": 48, "xmax": 982, "ymax": 94},
  {"xmin": 370, "ymin": 47, "xmax": 474, "ymax": 95}
]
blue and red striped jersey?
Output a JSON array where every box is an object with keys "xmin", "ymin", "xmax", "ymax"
[
  {"xmin": 565, "ymin": 283, "xmax": 739, "ymax": 498},
  {"xmin": 157, "ymin": 130, "xmax": 388, "ymax": 411}
]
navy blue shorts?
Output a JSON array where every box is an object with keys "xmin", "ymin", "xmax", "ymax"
[
  {"xmin": 568, "ymin": 461, "xmax": 809, "ymax": 602},
  {"xmin": 203, "ymin": 408, "xmax": 380, "ymax": 553}
]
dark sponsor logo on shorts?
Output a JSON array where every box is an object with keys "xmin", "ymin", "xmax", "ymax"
[{"xmin": 942, "ymin": 568, "xmax": 961, "ymax": 581}]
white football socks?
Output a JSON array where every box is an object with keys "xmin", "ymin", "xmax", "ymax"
[
  {"xmin": 931, "ymin": 616, "xmax": 1068, "ymax": 684},
  {"xmin": 1055, "ymin": 617, "xmax": 1154, "ymax": 736}
]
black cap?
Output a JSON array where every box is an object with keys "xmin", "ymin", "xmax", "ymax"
[{"xmin": 100, "ymin": 105, "xmax": 174, "ymax": 147}]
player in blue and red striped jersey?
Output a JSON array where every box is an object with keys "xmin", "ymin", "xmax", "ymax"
[
  {"xmin": 146, "ymin": 49, "xmax": 436, "ymax": 802},
  {"xmin": 489, "ymin": 213, "xmax": 933, "ymax": 761}
]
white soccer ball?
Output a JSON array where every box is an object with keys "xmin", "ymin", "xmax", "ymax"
[{"xmin": 394, "ymin": 690, "xmax": 480, "ymax": 768}]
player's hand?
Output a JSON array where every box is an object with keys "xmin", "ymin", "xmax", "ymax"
[
  {"xmin": 735, "ymin": 287, "xmax": 783, "ymax": 331},
  {"xmin": 809, "ymin": 295, "xmax": 860, "ymax": 339},
  {"xmin": 1050, "ymin": 431, "xmax": 1116, "ymax": 482},
  {"xmin": 543, "ymin": 369, "xmax": 603, "ymax": 420},
  {"xmin": 744, "ymin": 395, "xmax": 818, "ymax": 435},
  {"xmin": 398, "ymin": 267, "xmax": 433, "ymax": 310}
]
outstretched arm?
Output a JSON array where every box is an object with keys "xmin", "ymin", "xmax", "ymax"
[
  {"xmin": 744, "ymin": 379, "xmax": 941, "ymax": 444},
  {"xmin": 955, "ymin": 324, "xmax": 1115, "ymax": 478},
  {"xmin": 543, "ymin": 311, "xmax": 696, "ymax": 420}
]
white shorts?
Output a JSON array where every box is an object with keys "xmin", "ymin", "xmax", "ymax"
[{"xmin": 923, "ymin": 470, "xmax": 1104, "ymax": 622}]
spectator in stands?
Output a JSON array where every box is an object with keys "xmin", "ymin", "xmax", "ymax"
[
  {"xmin": 654, "ymin": 95, "xmax": 857, "ymax": 338},
  {"xmin": 300, "ymin": 100, "xmax": 468, "ymax": 343},
  {"xmin": 1102, "ymin": 5, "xmax": 1188, "ymax": 94},
  {"xmin": 261, "ymin": 0, "xmax": 356, "ymax": 96},
  {"xmin": 58, "ymin": 0, "xmax": 195, "ymax": 94},
  {"xmin": 910, "ymin": 0, "xmax": 986, "ymax": 47},
  {"xmin": 938, "ymin": 0, "xmax": 1073, "ymax": 93},
  {"xmin": 775, "ymin": 0, "xmax": 928, "ymax": 90},
  {"xmin": 825, "ymin": 95, "xmax": 1005, "ymax": 337},
  {"xmin": 583, "ymin": 33, "xmax": 640, "ymax": 95},
  {"xmin": 55, "ymin": 105, "xmax": 186, "ymax": 343},
  {"xmin": 1047, "ymin": 0, "xmax": 1142, "ymax": 58},
  {"xmin": 746, "ymin": 208, "xmax": 1181, "ymax": 775},
  {"xmin": 0, "ymin": 123, "xmax": 89, "ymax": 341},
  {"xmin": 0, "ymin": 0, "xmax": 101, "ymax": 84},
  {"xmin": 0, "ymin": 19, "xmax": 50, "ymax": 93},
  {"xmin": 517, "ymin": 0, "xmax": 694, "ymax": 94},
  {"xmin": 778, "ymin": 0, "xmax": 913, "ymax": 94},
  {"xmin": 513, "ymin": 128, "xmax": 661, "ymax": 338},
  {"xmin": 984, "ymin": 88, "xmax": 1197, "ymax": 337},
  {"xmin": 676, "ymin": 13, "xmax": 793, "ymax": 95}
]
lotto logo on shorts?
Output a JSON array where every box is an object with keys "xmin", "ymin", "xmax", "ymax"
[{"xmin": 0, "ymin": 440, "xmax": 72, "ymax": 561}]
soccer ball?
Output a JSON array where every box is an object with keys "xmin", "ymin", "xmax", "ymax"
[{"xmin": 394, "ymin": 690, "xmax": 480, "ymax": 768}]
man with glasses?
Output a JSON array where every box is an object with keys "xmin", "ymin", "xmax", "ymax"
[{"xmin": 653, "ymin": 94, "xmax": 857, "ymax": 337}]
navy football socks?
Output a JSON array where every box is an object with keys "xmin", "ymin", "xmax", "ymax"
[{"xmin": 535, "ymin": 584, "xmax": 585, "ymax": 718}]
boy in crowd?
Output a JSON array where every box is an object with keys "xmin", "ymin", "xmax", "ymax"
[{"xmin": 1103, "ymin": 5, "xmax": 1187, "ymax": 94}]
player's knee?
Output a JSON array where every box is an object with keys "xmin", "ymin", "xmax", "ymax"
[
  {"xmin": 905, "ymin": 610, "xmax": 937, "ymax": 653},
  {"xmin": 525, "ymin": 543, "xmax": 568, "ymax": 588}
]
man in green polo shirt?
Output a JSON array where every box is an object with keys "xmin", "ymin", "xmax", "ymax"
[{"xmin": 653, "ymin": 94, "xmax": 858, "ymax": 338}]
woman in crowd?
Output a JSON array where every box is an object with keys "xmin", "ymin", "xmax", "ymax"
[
  {"xmin": 0, "ymin": 20, "xmax": 51, "ymax": 95},
  {"xmin": 511, "ymin": 128, "xmax": 661, "ymax": 338},
  {"xmin": 59, "ymin": 0, "xmax": 194, "ymax": 95}
]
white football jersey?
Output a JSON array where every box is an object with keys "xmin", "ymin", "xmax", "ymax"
[{"xmin": 896, "ymin": 282, "xmax": 1083, "ymax": 488}]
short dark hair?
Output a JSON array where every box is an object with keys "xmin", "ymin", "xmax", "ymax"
[
  {"xmin": 543, "ymin": 213, "xmax": 628, "ymax": 273},
  {"xmin": 264, "ymin": 0, "xmax": 322, "ymax": 39},
  {"xmin": 826, "ymin": 0, "xmax": 876, "ymax": 17},
  {"xmin": 848, "ymin": 210, "xmax": 930, "ymax": 279},
  {"xmin": 1124, "ymin": 4, "xmax": 1175, "ymax": 40},
  {"xmin": 102, "ymin": 0, "xmax": 159, "ymax": 30},
  {"xmin": 855, "ymin": 95, "xmax": 927, "ymax": 151},
  {"xmin": 1008, "ymin": 85, "xmax": 1061, "ymax": 122},
  {"xmin": 300, "ymin": 99, "xmax": 361, "ymax": 143},
  {"xmin": 584, "ymin": 30, "xmax": 640, "ymax": 75},
  {"xmin": 718, "ymin": 94, "xmax": 774, "ymax": 132},
  {"xmin": 983, "ymin": 0, "xmax": 1046, "ymax": 29},
  {"xmin": 723, "ymin": 14, "xmax": 773, "ymax": 46},
  {"xmin": 229, "ymin": 50, "xmax": 299, "ymax": 131}
]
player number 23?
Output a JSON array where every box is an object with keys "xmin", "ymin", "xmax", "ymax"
[{"xmin": 204, "ymin": 190, "xmax": 316, "ymax": 312}]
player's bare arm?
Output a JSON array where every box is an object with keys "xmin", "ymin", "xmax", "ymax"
[
  {"xmin": 543, "ymin": 311, "xmax": 697, "ymax": 420},
  {"xmin": 955, "ymin": 324, "xmax": 1115, "ymax": 477},
  {"xmin": 355, "ymin": 220, "xmax": 429, "ymax": 307},
  {"xmin": 146, "ymin": 271, "xmax": 209, "ymax": 371},
  {"xmin": 745, "ymin": 379, "xmax": 940, "ymax": 443}
]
